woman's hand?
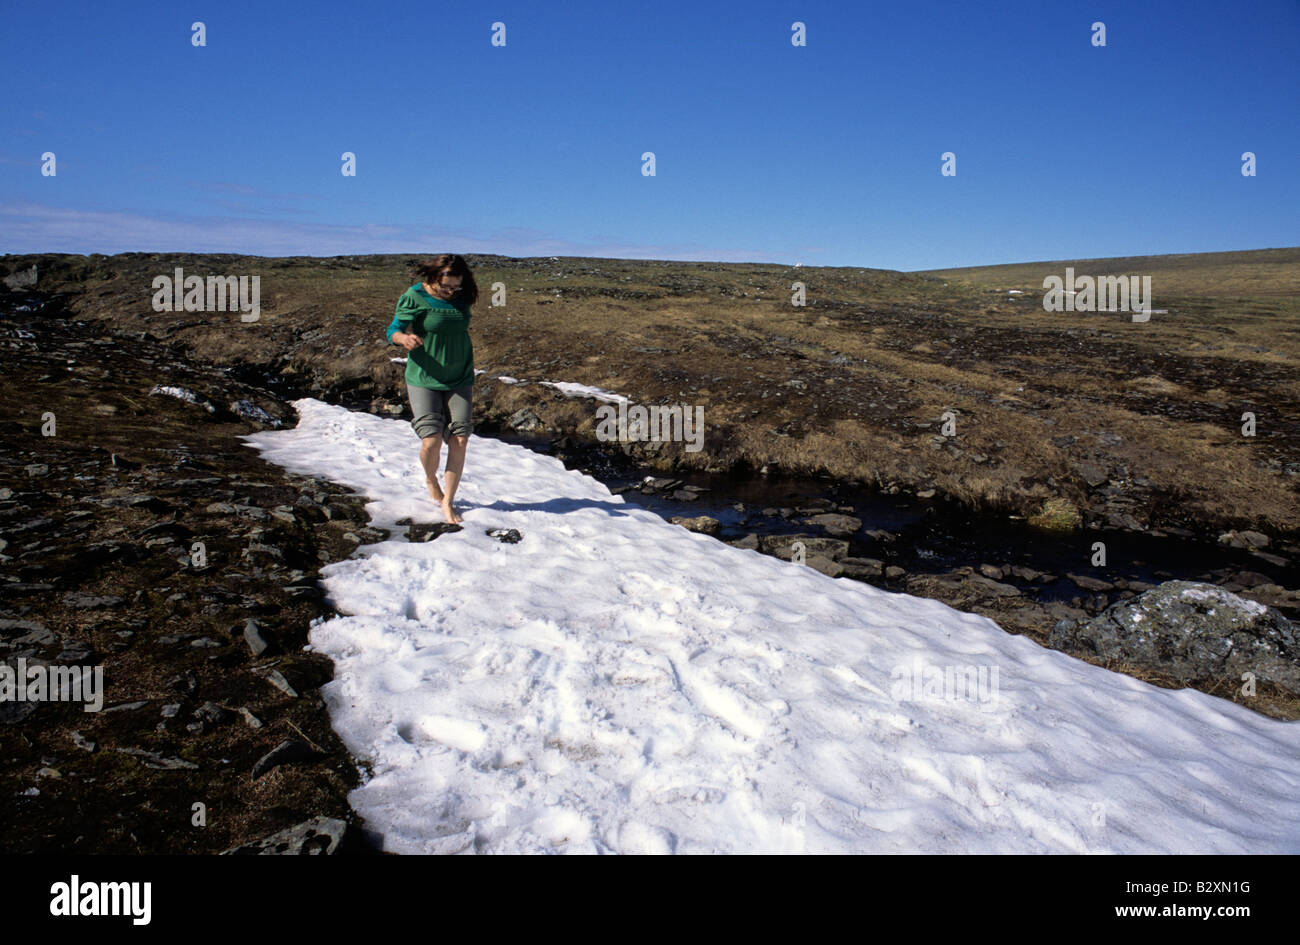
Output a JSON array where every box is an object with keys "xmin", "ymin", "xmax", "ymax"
[{"xmin": 397, "ymin": 331, "xmax": 424, "ymax": 351}]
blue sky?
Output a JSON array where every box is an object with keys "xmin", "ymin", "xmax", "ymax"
[{"xmin": 2, "ymin": 0, "xmax": 1296, "ymax": 270}]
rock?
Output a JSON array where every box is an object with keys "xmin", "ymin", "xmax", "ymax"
[
  {"xmin": 1239, "ymin": 584, "xmax": 1300, "ymax": 612},
  {"xmin": 0, "ymin": 618, "xmax": 49, "ymax": 635},
  {"xmin": 1076, "ymin": 462, "xmax": 1110, "ymax": 487},
  {"xmin": 1249, "ymin": 550, "xmax": 1289, "ymax": 568},
  {"xmin": 238, "ymin": 707, "xmax": 263, "ymax": 729},
  {"xmin": 229, "ymin": 399, "xmax": 281, "ymax": 428},
  {"xmin": 802, "ymin": 513, "xmax": 863, "ymax": 537},
  {"xmin": 243, "ymin": 542, "xmax": 283, "ymax": 560},
  {"xmin": 978, "ymin": 564, "xmax": 1005, "ymax": 580},
  {"xmin": 102, "ymin": 700, "xmax": 150, "ymax": 713},
  {"xmin": 8, "ymin": 622, "xmax": 59, "ymax": 647},
  {"xmin": 864, "ymin": 528, "xmax": 896, "ymax": 543},
  {"xmin": 61, "ymin": 593, "xmax": 126, "ymax": 609},
  {"xmin": 1045, "ymin": 601, "xmax": 1089, "ymax": 623},
  {"xmin": 243, "ymin": 618, "xmax": 271, "ymax": 656},
  {"xmin": 1068, "ymin": 573, "xmax": 1115, "ymax": 592},
  {"xmin": 195, "ymin": 701, "xmax": 233, "ymax": 725},
  {"xmin": 725, "ymin": 533, "xmax": 761, "ymax": 551},
  {"xmin": 1105, "ymin": 511, "xmax": 1142, "ymax": 530},
  {"xmin": 262, "ymin": 669, "xmax": 299, "ymax": 698},
  {"xmin": 1049, "ymin": 580, "xmax": 1300, "ymax": 694},
  {"xmin": 70, "ymin": 731, "xmax": 97, "ymax": 752},
  {"xmin": 916, "ymin": 489, "xmax": 937, "ymax": 499},
  {"xmin": 508, "ymin": 408, "xmax": 544, "ymax": 431},
  {"xmin": 641, "ymin": 478, "xmax": 682, "ymax": 492},
  {"xmin": 839, "ymin": 557, "xmax": 884, "ymax": 579},
  {"xmin": 221, "ymin": 815, "xmax": 348, "ymax": 855},
  {"xmin": 761, "ymin": 534, "xmax": 850, "ymax": 561},
  {"xmin": 2, "ymin": 264, "xmax": 38, "ymax": 289},
  {"xmin": 885, "ymin": 566, "xmax": 906, "ymax": 579},
  {"xmin": 1219, "ymin": 529, "xmax": 1269, "ymax": 550},
  {"xmin": 965, "ymin": 574, "xmax": 1022, "ymax": 597},
  {"xmin": 671, "ymin": 516, "xmax": 720, "ymax": 536},
  {"xmin": 114, "ymin": 747, "xmax": 198, "ymax": 770},
  {"xmin": 251, "ymin": 739, "xmax": 317, "ymax": 780},
  {"xmin": 1232, "ymin": 571, "xmax": 1277, "ymax": 589},
  {"xmin": 804, "ymin": 555, "xmax": 844, "ymax": 577},
  {"xmin": 406, "ymin": 522, "xmax": 463, "ymax": 542}
]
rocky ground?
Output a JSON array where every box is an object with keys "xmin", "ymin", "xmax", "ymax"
[{"xmin": 0, "ymin": 284, "xmax": 383, "ymax": 853}]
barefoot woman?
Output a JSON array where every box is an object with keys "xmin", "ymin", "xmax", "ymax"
[{"xmin": 386, "ymin": 255, "xmax": 479, "ymax": 524}]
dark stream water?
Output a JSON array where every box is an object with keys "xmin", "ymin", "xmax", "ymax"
[{"xmin": 488, "ymin": 429, "xmax": 1299, "ymax": 617}]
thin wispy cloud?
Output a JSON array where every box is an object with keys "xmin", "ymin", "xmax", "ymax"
[{"xmin": 0, "ymin": 202, "xmax": 789, "ymax": 263}]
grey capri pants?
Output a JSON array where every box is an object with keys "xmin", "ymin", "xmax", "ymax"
[{"xmin": 406, "ymin": 383, "xmax": 474, "ymax": 439}]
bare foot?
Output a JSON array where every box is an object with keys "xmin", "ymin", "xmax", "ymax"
[
  {"xmin": 440, "ymin": 498, "xmax": 463, "ymax": 524},
  {"xmin": 427, "ymin": 478, "xmax": 445, "ymax": 503}
]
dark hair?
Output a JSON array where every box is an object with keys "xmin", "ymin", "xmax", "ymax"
[{"xmin": 409, "ymin": 254, "xmax": 478, "ymax": 307}]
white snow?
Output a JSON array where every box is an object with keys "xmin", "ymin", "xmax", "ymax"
[
  {"xmin": 538, "ymin": 381, "xmax": 629, "ymax": 404},
  {"xmin": 149, "ymin": 385, "xmax": 214, "ymax": 413},
  {"xmin": 241, "ymin": 399, "xmax": 1300, "ymax": 854}
]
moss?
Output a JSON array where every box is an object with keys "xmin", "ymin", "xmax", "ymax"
[{"xmin": 1028, "ymin": 496, "xmax": 1082, "ymax": 532}]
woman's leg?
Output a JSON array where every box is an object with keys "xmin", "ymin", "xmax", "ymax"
[
  {"xmin": 440, "ymin": 385, "xmax": 474, "ymax": 523},
  {"xmin": 407, "ymin": 384, "xmax": 447, "ymax": 501},
  {"xmin": 420, "ymin": 435, "xmax": 444, "ymax": 501}
]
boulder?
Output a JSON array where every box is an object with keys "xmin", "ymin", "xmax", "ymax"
[{"xmin": 1049, "ymin": 580, "xmax": 1300, "ymax": 695}]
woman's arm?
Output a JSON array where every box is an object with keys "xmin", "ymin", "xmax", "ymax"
[
  {"xmin": 386, "ymin": 313, "xmax": 412, "ymax": 344},
  {"xmin": 386, "ymin": 292, "xmax": 421, "ymax": 344}
]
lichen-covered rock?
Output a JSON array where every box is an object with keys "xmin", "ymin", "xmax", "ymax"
[
  {"xmin": 221, "ymin": 816, "xmax": 348, "ymax": 855},
  {"xmin": 670, "ymin": 515, "xmax": 720, "ymax": 536},
  {"xmin": 760, "ymin": 533, "xmax": 850, "ymax": 561},
  {"xmin": 1049, "ymin": 580, "xmax": 1299, "ymax": 694}
]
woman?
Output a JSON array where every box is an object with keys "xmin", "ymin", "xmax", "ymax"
[{"xmin": 385, "ymin": 255, "xmax": 479, "ymax": 524}]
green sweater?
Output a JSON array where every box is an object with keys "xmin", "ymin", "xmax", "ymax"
[{"xmin": 386, "ymin": 283, "xmax": 475, "ymax": 390}]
